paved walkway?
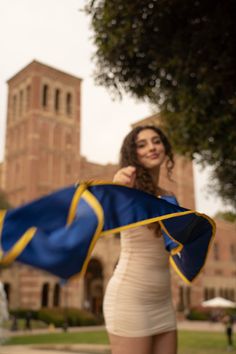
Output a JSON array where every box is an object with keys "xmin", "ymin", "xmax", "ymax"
[{"xmin": 0, "ymin": 321, "xmax": 230, "ymax": 354}]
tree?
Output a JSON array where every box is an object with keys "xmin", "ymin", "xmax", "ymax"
[
  {"xmin": 214, "ymin": 211, "xmax": 236, "ymax": 223},
  {"xmin": 85, "ymin": 0, "xmax": 236, "ymax": 208}
]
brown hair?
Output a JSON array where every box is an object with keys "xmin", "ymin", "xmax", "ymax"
[{"xmin": 119, "ymin": 125, "xmax": 174, "ymax": 196}]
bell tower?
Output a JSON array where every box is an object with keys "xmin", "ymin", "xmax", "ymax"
[{"xmin": 4, "ymin": 60, "xmax": 82, "ymax": 206}]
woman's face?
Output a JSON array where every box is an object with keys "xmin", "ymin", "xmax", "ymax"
[{"xmin": 135, "ymin": 129, "xmax": 166, "ymax": 170}]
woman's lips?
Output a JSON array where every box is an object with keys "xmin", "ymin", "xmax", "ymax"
[{"xmin": 147, "ymin": 154, "xmax": 159, "ymax": 159}]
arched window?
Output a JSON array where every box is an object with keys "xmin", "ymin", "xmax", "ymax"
[
  {"xmin": 26, "ymin": 85, "xmax": 31, "ymax": 110},
  {"xmin": 84, "ymin": 258, "xmax": 104, "ymax": 315},
  {"xmin": 41, "ymin": 283, "xmax": 49, "ymax": 307},
  {"xmin": 66, "ymin": 93, "xmax": 72, "ymax": 115},
  {"xmin": 3, "ymin": 283, "xmax": 11, "ymax": 302},
  {"xmin": 204, "ymin": 287, "xmax": 209, "ymax": 300},
  {"xmin": 53, "ymin": 283, "xmax": 60, "ymax": 307},
  {"xmin": 54, "ymin": 89, "xmax": 61, "ymax": 112},
  {"xmin": 178, "ymin": 286, "xmax": 184, "ymax": 311},
  {"xmin": 13, "ymin": 95, "xmax": 17, "ymax": 119},
  {"xmin": 19, "ymin": 90, "xmax": 23, "ymax": 116},
  {"xmin": 42, "ymin": 84, "xmax": 49, "ymax": 107}
]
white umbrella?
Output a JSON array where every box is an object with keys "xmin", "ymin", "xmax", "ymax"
[{"xmin": 202, "ymin": 297, "xmax": 236, "ymax": 308}]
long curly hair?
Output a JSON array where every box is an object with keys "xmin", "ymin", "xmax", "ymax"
[{"xmin": 119, "ymin": 125, "xmax": 174, "ymax": 196}]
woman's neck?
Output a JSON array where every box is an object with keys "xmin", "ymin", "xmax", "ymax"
[{"xmin": 149, "ymin": 166, "xmax": 160, "ymax": 189}]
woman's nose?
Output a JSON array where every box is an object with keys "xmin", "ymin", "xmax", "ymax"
[{"xmin": 148, "ymin": 142, "xmax": 156, "ymax": 151}]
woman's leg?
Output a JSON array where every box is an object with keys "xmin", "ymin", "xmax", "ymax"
[
  {"xmin": 152, "ymin": 330, "xmax": 177, "ymax": 354},
  {"xmin": 108, "ymin": 332, "xmax": 153, "ymax": 354}
]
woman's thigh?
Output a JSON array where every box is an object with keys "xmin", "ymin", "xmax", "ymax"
[
  {"xmin": 108, "ymin": 332, "xmax": 153, "ymax": 354},
  {"xmin": 152, "ymin": 330, "xmax": 177, "ymax": 354}
]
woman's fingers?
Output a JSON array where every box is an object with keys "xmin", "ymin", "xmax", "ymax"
[{"xmin": 113, "ymin": 166, "xmax": 136, "ymax": 187}]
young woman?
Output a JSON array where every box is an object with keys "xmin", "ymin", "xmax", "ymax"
[{"xmin": 103, "ymin": 125, "xmax": 177, "ymax": 354}]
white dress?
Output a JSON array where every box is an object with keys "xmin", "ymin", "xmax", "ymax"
[{"xmin": 103, "ymin": 226, "xmax": 176, "ymax": 337}]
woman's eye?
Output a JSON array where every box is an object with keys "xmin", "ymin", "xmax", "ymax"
[
  {"xmin": 136, "ymin": 142, "xmax": 145, "ymax": 148},
  {"xmin": 153, "ymin": 139, "xmax": 161, "ymax": 144}
]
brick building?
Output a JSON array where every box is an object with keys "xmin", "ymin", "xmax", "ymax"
[{"xmin": 0, "ymin": 61, "xmax": 235, "ymax": 316}]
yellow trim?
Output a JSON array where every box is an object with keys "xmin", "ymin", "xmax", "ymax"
[
  {"xmin": 169, "ymin": 215, "xmax": 216, "ymax": 284},
  {"xmin": 0, "ymin": 210, "xmax": 7, "ymax": 259},
  {"xmin": 70, "ymin": 189, "xmax": 104, "ymax": 281},
  {"xmin": 101, "ymin": 210, "xmax": 194, "ymax": 236},
  {"xmin": 169, "ymin": 256, "xmax": 191, "ymax": 285},
  {"xmin": 158, "ymin": 220, "xmax": 183, "ymax": 255},
  {"xmin": 67, "ymin": 183, "xmax": 89, "ymax": 225},
  {"xmin": 0, "ymin": 210, "xmax": 6, "ymax": 230},
  {"xmin": 0, "ymin": 227, "xmax": 37, "ymax": 266}
]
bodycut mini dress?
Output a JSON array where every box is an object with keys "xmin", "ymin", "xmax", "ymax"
[{"xmin": 103, "ymin": 225, "xmax": 176, "ymax": 337}]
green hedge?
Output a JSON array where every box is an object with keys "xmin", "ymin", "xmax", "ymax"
[
  {"xmin": 10, "ymin": 308, "xmax": 103, "ymax": 328},
  {"xmin": 186, "ymin": 308, "xmax": 210, "ymax": 321}
]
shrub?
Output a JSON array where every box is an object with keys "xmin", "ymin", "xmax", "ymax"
[
  {"xmin": 38, "ymin": 307, "xmax": 102, "ymax": 328},
  {"xmin": 186, "ymin": 308, "xmax": 210, "ymax": 321}
]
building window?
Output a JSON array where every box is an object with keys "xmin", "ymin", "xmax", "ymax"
[
  {"xmin": 204, "ymin": 287, "xmax": 215, "ymax": 300},
  {"xmin": 66, "ymin": 93, "xmax": 72, "ymax": 115},
  {"xmin": 19, "ymin": 90, "xmax": 23, "ymax": 116},
  {"xmin": 26, "ymin": 85, "xmax": 31, "ymax": 110},
  {"xmin": 3, "ymin": 283, "xmax": 11, "ymax": 302},
  {"xmin": 42, "ymin": 84, "xmax": 49, "ymax": 108},
  {"xmin": 41, "ymin": 283, "xmax": 49, "ymax": 307},
  {"xmin": 54, "ymin": 89, "xmax": 60, "ymax": 112},
  {"xmin": 53, "ymin": 283, "xmax": 60, "ymax": 307},
  {"xmin": 13, "ymin": 95, "xmax": 17, "ymax": 119},
  {"xmin": 230, "ymin": 289, "xmax": 235, "ymax": 301},
  {"xmin": 213, "ymin": 243, "xmax": 219, "ymax": 260}
]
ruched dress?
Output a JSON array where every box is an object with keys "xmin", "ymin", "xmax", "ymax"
[{"xmin": 103, "ymin": 225, "xmax": 176, "ymax": 337}]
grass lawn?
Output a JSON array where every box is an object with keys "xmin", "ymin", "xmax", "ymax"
[{"xmin": 5, "ymin": 329, "xmax": 233, "ymax": 354}]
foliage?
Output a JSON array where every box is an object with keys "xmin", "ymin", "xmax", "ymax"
[
  {"xmin": 0, "ymin": 189, "xmax": 11, "ymax": 209},
  {"xmin": 186, "ymin": 308, "xmax": 210, "ymax": 321},
  {"xmin": 215, "ymin": 211, "xmax": 236, "ymax": 222},
  {"xmin": 85, "ymin": 0, "xmax": 236, "ymax": 208},
  {"xmin": 37, "ymin": 307, "xmax": 102, "ymax": 328},
  {"xmin": 10, "ymin": 307, "xmax": 102, "ymax": 328}
]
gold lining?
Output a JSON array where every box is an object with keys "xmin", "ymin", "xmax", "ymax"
[{"xmin": 0, "ymin": 227, "xmax": 37, "ymax": 265}]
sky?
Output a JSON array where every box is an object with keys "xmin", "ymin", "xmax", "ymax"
[{"xmin": 0, "ymin": 0, "xmax": 226, "ymax": 216}]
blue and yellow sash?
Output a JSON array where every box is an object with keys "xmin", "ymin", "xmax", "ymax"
[{"xmin": 0, "ymin": 181, "xmax": 215, "ymax": 283}]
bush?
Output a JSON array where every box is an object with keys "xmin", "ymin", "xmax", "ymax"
[
  {"xmin": 10, "ymin": 307, "xmax": 103, "ymax": 328},
  {"xmin": 38, "ymin": 307, "xmax": 102, "ymax": 328},
  {"xmin": 10, "ymin": 309, "xmax": 38, "ymax": 320},
  {"xmin": 186, "ymin": 308, "xmax": 210, "ymax": 321}
]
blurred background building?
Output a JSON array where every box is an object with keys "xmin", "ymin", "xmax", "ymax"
[{"xmin": 0, "ymin": 61, "xmax": 235, "ymax": 317}]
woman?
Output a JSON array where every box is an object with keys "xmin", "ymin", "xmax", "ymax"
[{"xmin": 103, "ymin": 125, "xmax": 177, "ymax": 354}]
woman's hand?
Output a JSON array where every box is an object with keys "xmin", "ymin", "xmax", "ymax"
[{"xmin": 113, "ymin": 166, "xmax": 136, "ymax": 187}]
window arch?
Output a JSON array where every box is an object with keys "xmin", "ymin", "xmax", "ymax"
[
  {"xmin": 54, "ymin": 89, "xmax": 61, "ymax": 112},
  {"xmin": 13, "ymin": 94, "xmax": 17, "ymax": 119},
  {"xmin": 26, "ymin": 85, "xmax": 31, "ymax": 110},
  {"xmin": 3, "ymin": 283, "xmax": 11, "ymax": 302},
  {"xmin": 84, "ymin": 258, "xmax": 104, "ymax": 315},
  {"xmin": 53, "ymin": 283, "xmax": 60, "ymax": 307},
  {"xmin": 19, "ymin": 90, "xmax": 23, "ymax": 116},
  {"xmin": 41, "ymin": 282, "xmax": 49, "ymax": 307},
  {"xmin": 42, "ymin": 84, "xmax": 49, "ymax": 108},
  {"xmin": 66, "ymin": 93, "xmax": 72, "ymax": 115}
]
